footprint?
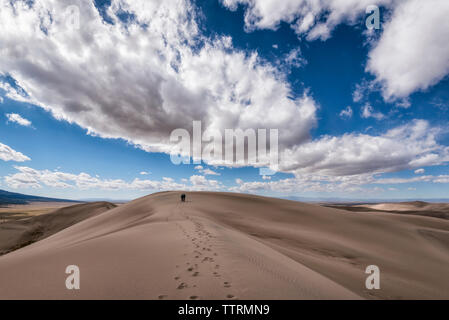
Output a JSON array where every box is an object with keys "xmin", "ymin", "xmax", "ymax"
[
  {"xmin": 192, "ymin": 272, "xmax": 199, "ymax": 277},
  {"xmin": 158, "ymin": 295, "xmax": 167, "ymax": 300},
  {"xmin": 190, "ymin": 296, "xmax": 199, "ymax": 300},
  {"xmin": 174, "ymin": 276, "xmax": 180, "ymax": 280},
  {"xmin": 226, "ymin": 294, "xmax": 235, "ymax": 299},
  {"xmin": 177, "ymin": 283, "xmax": 188, "ymax": 290}
]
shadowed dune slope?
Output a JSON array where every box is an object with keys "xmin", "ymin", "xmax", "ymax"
[
  {"xmin": 0, "ymin": 202, "xmax": 116, "ymax": 256},
  {"xmin": 0, "ymin": 192, "xmax": 448, "ymax": 300}
]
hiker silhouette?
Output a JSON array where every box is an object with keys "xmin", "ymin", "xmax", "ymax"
[{"xmin": 181, "ymin": 194, "xmax": 186, "ymax": 202}]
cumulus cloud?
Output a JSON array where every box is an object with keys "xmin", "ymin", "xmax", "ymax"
[
  {"xmin": 361, "ymin": 104, "xmax": 385, "ymax": 120},
  {"xmin": 374, "ymin": 175, "xmax": 433, "ymax": 184},
  {"xmin": 6, "ymin": 113, "xmax": 32, "ymax": 127},
  {"xmin": 221, "ymin": 0, "xmax": 393, "ymax": 40},
  {"xmin": 5, "ymin": 164, "xmax": 447, "ymax": 195},
  {"xmin": 0, "ymin": 0, "xmax": 317, "ymax": 162},
  {"xmin": 283, "ymin": 48, "xmax": 306, "ymax": 69},
  {"xmin": 414, "ymin": 168, "xmax": 425, "ymax": 174},
  {"xmin": 229, "ymin": 175, "xmax": 371, "ymax": 194},
  {"xmin": 222, "ymin": 0, "xmax": 449, "ymax": 101},
  {"xmin": 279, "ymin": 120, "xmax": 449, "ymax": 176},
  {"xmin": 339, "ymin": 106, "xmax": 353, "ymax": 119},
  {"xmin": 194, "ymin": 165, "xmax": 220, "ymax": 175},
  {"xmin": 434, "ymin": 175, "xmax": 449, "ymax": 184},
  {"xmin": 367, "ymin": 0, "xmax": 449, "ymax": 100},
  {"xmin": 0, "ymin": 142, "xmax": 30, "ymax": 162},
  {"xmin": 4, "ymin": 166, "xmax": 224, "ymax": 191},
  {"xmin": 230, "ymin": 171, "xmax": 449, "ymax": 195},
  {"xmin": 5, "ymin": 166, "xmax": 130, "ymax": 190},
  {"xmin": 1, "ymin": 0, "xmax": 448, "ymax": 185},
  {"xmin": 189, "ymin": 175, "xmax": 222, "ymax": 190}
]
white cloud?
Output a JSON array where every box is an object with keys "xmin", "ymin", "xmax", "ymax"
[
  {"xmin": 339, "ymin": 106, "xmax": 353, "ymax": 119},
  {"xmin": 6, "ymin": 164, "xmax": 448, "ymax": 196},
  {"xmin": 0, "ymin": 142, "xmax": 30, "ymax": 162},
  {"xmin": 194, "ymin": 165, "xmax": 220, "ymax": 176},
  {"xmin": 222, "ymin": 0, "xmax": 449, "ymax": 101},
  {"xmin": 5, "ymin": 166, "xmax": 130, "ymax": 190},
  {"xmin": 279, "ymin": 120, "xmax": 449, "ymax": 176},
  {"xmin": 6, "ymin": 113, "xmax": 32, "ymax": 127},
  {"xmin": 0, "ymin": 81, "xmax": 29, "ymax": 103},
  {"xmin": 2, "ymin": 0, "xmax": 448, "ymax": 184},
  {"xmin": 367, "ymin": 0, "xmax": 449, "ymax": 100},
  {"xmin": 229, "ymin": 175, "xmax": 371, "ymax": 194},
  {"xmin": 372, "ymin": 175, "xmax": 433, "ymax": 184},
  {"xmin": 434, "ymin": 175, "xmax": 449, "ymax": 184},
  {"xmin": 361, "ymin": 104, "xmax": 385, "ymax": 120},
  {"xmin": 4, "ymin": 166, "xmax": 226, "ymax": 192},
  {"xmin": 140, "ymin": 171, "xmax": 150, "ymax": 175},
  {"xmin": 414, "ymin": 168, "xmax": 425, "ymax": 174},
  {"xmin": 0, "ymin": 0, "xmax": 317, "ymax": 163},
  {"xmin": 221, "ymin": 0, "xmax": 394, "ymax": 40},
  {"xmin": 283, "ymin": 48, "xmax": 306, "ymax": 68},
  {"xmin": 202, "ymin": 168, "xmax": 220, "ymax": 176},
  {"xmin": 229, "ymin": 171, "xmax": 449, "ymax": 196},
  {"xmin": 189, "ymin": 175, "xmax": 222, "ymax": 190}
]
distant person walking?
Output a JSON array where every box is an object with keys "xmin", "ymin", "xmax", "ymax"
[{"xmin": 181, "ymin": 194, "xmax": 186, "ymax": 202}]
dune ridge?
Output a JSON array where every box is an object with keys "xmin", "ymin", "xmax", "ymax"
[
  {"xmin": 0, "ymin": 201, "xmax": 116, "ymax": 256},
  {"xmin": 327, "ymin": 201, "xmax": 449, "ymax": 220},
  {"xmin": 0, "ymin": 192, "xmax": 448, "ymax": 300}
]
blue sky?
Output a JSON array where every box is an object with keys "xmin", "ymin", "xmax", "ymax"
[{"xmin": 0, "ymin": 0, "xmax": 448, "ymax": 200}]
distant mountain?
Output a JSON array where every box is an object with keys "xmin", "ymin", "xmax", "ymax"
[{"xmin": 0, "ymin": 189, "xmax": 79, "ymax": 205}]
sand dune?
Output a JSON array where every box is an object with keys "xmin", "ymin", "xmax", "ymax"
[
  {"xmin": 0, "ymin": 202, "xmax": 116, "ymax": 256},
  {"xmin": 328, "ymin": 201, "xmax": 449, "ymax": 220},
  {"xmin": 0, "ymin": 202, "xmax": 78, "ymax": 223},
  {"xmin": 0, "ymin": 192, "xmax": 448, "ymax": 300}
]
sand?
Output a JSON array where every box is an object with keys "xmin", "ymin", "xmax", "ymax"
[
  {"xmin": 0, "ymin": 192, "xmax": 448, "ymax": 300},
  {"xmin": 0, "ymin": 202, "xmax": 78, "ymax": 223},
  {"xmin": 328, "ymin": 201, "xmax": 449, "ymax": 220},
  {"xmin": 0, "ymin": 202, "xmax": 116, "ymax": 256}
]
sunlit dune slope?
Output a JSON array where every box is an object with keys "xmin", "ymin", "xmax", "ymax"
[{"xmin": 0, "ymin": 192, "xmax": 448, "ymax": 300}]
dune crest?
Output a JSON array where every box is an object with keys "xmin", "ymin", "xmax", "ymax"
[
  {"xmin": 0, "ymin": 202, "xmax": 116, "ymax": 256},
  {"xmin": 0, "ymin": 192, "xmax": 448, "ymax": 300}
]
